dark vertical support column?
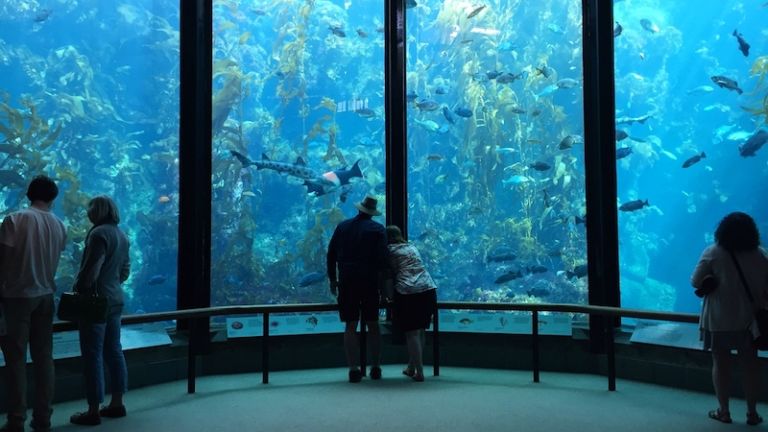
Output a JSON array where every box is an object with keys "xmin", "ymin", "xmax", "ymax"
[
  {"xmin": 532, "ymin": 311, "xmax": 540, "ymax": 383},
  {"xmin": 178, "ymin": 0, "xmax": 213, "ymax": 390},
  {"xmin": 384, "ymin": 0, "xmax": 407, "ymax": 233},
  {"xmin": 581, "ymin": 0, "xmax": 619, "ymax": 354},
  {"xmin": 606, "ymin": 321, "xmax": 616, "ymax": 391},
  {"xmin": 263, "ymin": 312, "xmax": 269, "ymax": 384}
]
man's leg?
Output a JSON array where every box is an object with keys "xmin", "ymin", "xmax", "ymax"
[
  {"xmin": 365, "ymin": 320, "xmax": 381, "ymax": 368},
  {"xmin": 28, "ymin": 295, "xmax": 54, "ymax": 428},
  {"xmin": 343, "ymin": 321, "xmax": 360, "ymax": 370},
  {"xmin": 1, "ymin": 298, "xmax": 34, "ymax": 428}
]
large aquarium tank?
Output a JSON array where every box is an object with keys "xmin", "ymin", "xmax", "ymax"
[
  {"xmin": 1, "ymin": 0, "xmax": 766, "ymax": 324},
  {"xmin": 0, "ymin": 1, "xmax": 180, "ymax": 314},
  {"xmin": 613, "ymin": 1, "xmax": 768, "ymax": 314}
]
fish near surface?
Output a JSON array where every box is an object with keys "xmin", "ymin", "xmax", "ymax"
[
  {"xmin": 466, "ymin": 5, "xmax": 486, "ymax": 19},
  {"xmin": 682, "ymin": 152, "xmax": 705, "ymax": 168},
  {"xmin": 615, "ymin": 130, "xmax": 629, "ymax": 141},
  {"xmin": 614, "ymin": 21, "xmax": 623, "ymax": 37},
  {"xmin": 558, "ymin": 134, "xmax": 582, "ymax": 150},
  {"xmin": 415, "ymin": 99, "xmax": 440, "ymax": 111},
  {"xmin": 739, "ymin": 130, "xmax": 768, "ymax": 157},
  {"xmin": 733, "ymin": 29, "xmax": 750, "ymax": 57},
  {"xmin": 231, "ymin": 150, "xmax": 318, "ymax": 181},
  {"xmin": 494, "ymin": 270, "xmax": 522, "ymax": 284},
  {"xmin": 529, "ymin": 161, "xmax": 551, "ymax": 171},
  {"xmin": 640, "ymin": 18, "xmax": 659, "ymax": 33},
  {"xmin": 0, "ymin": 170, "xmax": 25, "ymax": 188},
  {"xmin": 619, "ymin": 199, "xmax": 649, "ymax": 212},
  {"xmin": 442, "ymin": 106, "xmax": 456, "ymax": 124},
  {"xmin": 711, "ymin": 76, "xmax": 743, "ymax": 95},
  {"xmin": 453, "ymin": 107, "xmax": 473, "ymax": 118}
]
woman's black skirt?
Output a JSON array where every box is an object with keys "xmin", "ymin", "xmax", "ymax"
[{"xmin": 394, "ymin": 289, "xmax": 437, "ymax": 332}]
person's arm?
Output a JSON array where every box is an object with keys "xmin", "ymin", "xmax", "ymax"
[
  {"xmin": 72, "ymin": 233, "xmax": 107, "ymax": 296},
  {"xmin": 327, "ymin": 230, "xmax": 338, "ymax": 296},
  {"xmin": 119, "ymin": 241, "xmax": 130, "ymax": 283},
  {"xmin": 691, "ymin": 247, "xmax": 715, "ymax": 297}
]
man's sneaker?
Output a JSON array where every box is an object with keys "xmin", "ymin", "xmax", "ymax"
[
  {"xmin": 370, "ymin": 366, "xmax": 382, "ymax": 380},
  {"xmin": 348, "ymin": 369, "xmax": 363, "ymax": 383}
]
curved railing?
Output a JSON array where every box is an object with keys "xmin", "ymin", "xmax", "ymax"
[{"xmin": 50, "ymin": 302, "xmax": 699, "ymax": 393}]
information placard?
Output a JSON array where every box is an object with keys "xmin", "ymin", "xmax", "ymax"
[
  {"xmin": 227, "ymin": 312, "xmax": 344, "ymax": 338},
  {"xmin": 438, "ymin": 311, "xmax": 572, "ymax": 335}
]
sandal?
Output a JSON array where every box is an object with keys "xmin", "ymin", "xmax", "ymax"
[
  {"xmin": 708, "ymin": 409, "xmax": 732, "ymax": 424},
  {"xmin": 70, "ymin": 411, "xmax": 101, "ymax": 426},
  {"xmin": 411, "ymin": 372, "xmax": 425, "ymax": 382},
  {"xmin": 747, "ymin": 412, "xmax": 763, "ymax": 426},
  {"xmin": 402, "ymin": 368, "xmax": 415, "ymax": 377}
]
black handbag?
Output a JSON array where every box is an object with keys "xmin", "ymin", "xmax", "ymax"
[
  {"xmin": 730, "ymin": 251, "xmax": 768, "ymax": 350},
  {"xmin": 57, "ymin": 290, "xmax": 108, "ymax": 323}
]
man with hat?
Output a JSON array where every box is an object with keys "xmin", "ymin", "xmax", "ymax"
[{"xmin": 327, "ymin": 195, "xmax": 388, "ymax": 383}]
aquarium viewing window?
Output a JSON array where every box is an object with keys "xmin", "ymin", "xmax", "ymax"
[{"xmin": 0, "ymin": 1, "xmax": 180, "ymax": 315}]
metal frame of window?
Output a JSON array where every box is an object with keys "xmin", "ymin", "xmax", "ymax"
[{"xmin": 175, "ymin": 0, "xmax": 620, "ymax": 355}]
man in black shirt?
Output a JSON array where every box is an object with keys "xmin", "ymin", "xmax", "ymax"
[{"xmin": 327, "ymin": 196, "xmax": 388, "ymax": 383}]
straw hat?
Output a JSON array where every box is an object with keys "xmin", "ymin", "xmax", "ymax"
[{"xmin": 355, "ymin": 195, "xmax": 381, "ymax": 216}]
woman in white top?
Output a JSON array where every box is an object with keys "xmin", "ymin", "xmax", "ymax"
[
  {"xmin": 691, "ymin": 212, "xmax": 768, "ymax": 425},
  {"xmin": 386, "ymin": 225, "xmax": 437, "ymax": 382}
]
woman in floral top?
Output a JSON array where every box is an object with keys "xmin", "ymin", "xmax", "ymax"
[{"xmin": 386, "ymin": 225, "xmax": 437, "ymax": 382}]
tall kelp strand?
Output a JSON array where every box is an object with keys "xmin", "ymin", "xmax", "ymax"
[{"xmin": 744, "ymin": 56, "xmax": 768, "ymax": 124}]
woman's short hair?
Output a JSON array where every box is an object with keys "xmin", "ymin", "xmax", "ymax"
[
  {"xmin": 715, "ymin": 212, "xmax": 760, "ymax": 251},
  {"xmin": 386, "ymin": 225, "xmax": 406, "ymax": 244},
  {"xmin": 87, "ymin": 196, "xmax": 121, "ymax": 225},
  {"xmin": 26, "ymin": 175, "xmax": 58, "ymax": 202}
]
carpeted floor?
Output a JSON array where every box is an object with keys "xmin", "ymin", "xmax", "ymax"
[{"xmin": 38, "ymin": 367, "xmax": 759, "ymax": 431}]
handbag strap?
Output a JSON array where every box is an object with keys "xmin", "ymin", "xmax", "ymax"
[{"xmin": 729, "ymin": 250, "xmax": 755, "ymax": 305}]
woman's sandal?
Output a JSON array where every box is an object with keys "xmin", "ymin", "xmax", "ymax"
[
  {"xmin": 708, "ymin": 409, "xmax": 732, "ymax": 424},
  {"xmin": 747, "ymin": 412, "xmax": 763, "ymax": 426},
  {"xmin": 402, "ymin": 368, "xmax": 415, "ymax": 377}
]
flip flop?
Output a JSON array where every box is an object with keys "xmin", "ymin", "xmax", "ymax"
[{"xmin": 709, "ymin": 409, "xmax": 732, "ymax": 424}]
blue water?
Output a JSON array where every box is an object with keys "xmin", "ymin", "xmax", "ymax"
[{"xmin": 0, "ymin": 0, "xmax": 765, "ymax": 318}]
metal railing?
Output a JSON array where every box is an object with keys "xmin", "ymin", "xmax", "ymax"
[{"xmin": 51, "ymin": 302, "xmax": 699, "ymax": 393}]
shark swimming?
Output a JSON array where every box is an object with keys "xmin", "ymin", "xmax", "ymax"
[
  {"xmin": 231, "ymin": 150, "xmax": 318, "ymax": 180},
  {"xmin": 304, "ymin": 162, "xmax": 364, "ymax": 196}
]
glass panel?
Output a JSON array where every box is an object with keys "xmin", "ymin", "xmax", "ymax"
[
  {"xmin": 0, "ymin": 2, "xmax": 180, "ymax": 314},
  {"xmin": 406, "ymin": 1, "xmax": 588, "ymax": 306},
  {"xmin": 615, "ymin": 2, "xmax": 768, "ymax": 314},
  {"xmin": 211, "ymin": 1, "xmax": 386, "ymax": 306}
]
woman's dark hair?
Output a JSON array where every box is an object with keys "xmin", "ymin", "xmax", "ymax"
[
  {"xmin": 715, "ymin": 212, "xmax": 761, "ymax": 251},
  {"xmin": 26, "ymin": 175, "xmax": 59, "ymax": 202},
  {"xmin": 386, "ymin": 225, "xmax": 407, "ymax": 244}
]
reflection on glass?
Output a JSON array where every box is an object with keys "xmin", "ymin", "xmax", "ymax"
[
  {"xmin": 0, "ymin": 2, "xmax": 180, "ymax": 313},
  {"xmin": 406, "ymin": 1, "xmax": 587, "ymax": 304},
  {"xmin": 211, "ymin": 0, "xmax": 385, "ymax": 306},
  {"xmin": 614, "ymin": 2, "xmax": 767, "ymax": 313}
]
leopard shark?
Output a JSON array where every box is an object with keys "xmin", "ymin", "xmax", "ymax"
[{"xmin": 231, "ymin": 150, "xmax": 318, "ymax": 180}]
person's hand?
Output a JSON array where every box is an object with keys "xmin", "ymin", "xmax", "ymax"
[{"xmin": 329, "ymin": 280, "xmax": 339, "ymax": 297}]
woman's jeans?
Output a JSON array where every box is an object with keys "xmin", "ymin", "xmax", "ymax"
[{"xmin": 78, "ymin": 307, "xmax": 128, "ymax": 405}]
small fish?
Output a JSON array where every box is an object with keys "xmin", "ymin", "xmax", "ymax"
[
  {"xmin": 434, "ymin": 86, "xmax": 448, "ymax": 95},
  {"xmin": 613, "ymin": 21, "xmax": 623, "ymax": 37},
  {"xmin": 415, "ymin": 99, "xmax": 440, "ymax": 111},
  {"xmin": 426, "ymin": 154, "xmax": 444, "ymax": 161},
  {"xmin": 711, "ymin": 75, "xmax": 743, "ymax": 95},
  {"xmin": 686, "ymin": 85, "xmax": 714, "ymax": 95},
  {"xmin": 526, "ymin": 265, "xmax": 548, "ymax": 274},
  {"xmin": 487, "ymin": 247, "xmax": 516, "ymax": 263},
  {"xmin": 459, "ymin": 318, "xmax": 474, "ymax": 325},
  {"xmin": 527, "ymin": 288, "xmax": 550, "ymax": 297},
  {"xmin": 616, "ymin": 147, "xmax": 633, "ymax": 160},
  {"xmin": 619, "ymin": 199, "xmax": 649, "ymax": 212},
  {"xmin": 535, "ymin": 65, "xmax": 552, "ymax": 78},
  {"xmin": 494, "ymin": 270, "xmax": 522, "ymax": 284},
  {"xmin": 33, "ymin": 9, "xmax": 52, "ymax": 23},
  {"xmin": 242, "ymin": 191, "xmax": 258, "ymax": 197},
  {"xmin": 356, "ymin": 28, "xmax": 368, "ymax": 38},
  {"xmin": 733, "ymin": 29, "xmax": 750, "ymax": 57},
  {"xmin": 566, "ymin": 264, "xmax": 588, "ymax": 280},
  {"xmin": 453, "ymin": 107, "xmax": 473, "ymax": 118},
  {"xmin": 616, "ymin": 114, "xmax": 652, "ymax": 125},
  {"xmin": 306, "ymin": 316, "xmax": 318, "ymax": 327},
  {"xmin": 148, "ymin": 275, "xmax": 167, "ymax": 285},
  {"xmin": 442, "ymin": 106, "xmax": 456, "ymax": 124},
  {"xmin": 503, "ymin": 175, "xmax": 532, "ymax": 185},
  {"xmin": 558, "ymin": 135, "xmax": 582, "ymax": 150},
  {"xmin": 414, "ymin": 118, "xmax": 440, "ymax": 132},
  {"xmin": 299, "ymin": 272, "xmax": 325, "ymax": 287},
  {"xmin": 640, "ymin": 18, "xmax": 659, "ymax": 34},
  {"xmin": 354, "ymin": 107, "xmax": 375, "ymax": 118},
  {"xmin": 739, "ymin": 130, "xmax": 768, "ymax": 157},
  {"xmin": 329, "ymin": 25, "xmax": 346, "ymax": 37},
  {"xmin": 497, "ymin": 72, "xmax": 524, "ymax": 84},
  {"xmin": 466, "ymin": 5, "xmax": 486, "ymax": 19},
  {"xmin": 529, "ymin": 161, "xmax": 551, "ymax": 171},
  {"xmin": 405, "ymin": 0, "xmax": 417, "ymax": 9},
  {"xmin": 158, "ymin": 195, "xmax": 171, "ymax": 204},
  {"xmin": 574, "ymin": 215, "xmax": 586, "ymax": 225},
  {"xmin": 406, "ymin": 91, "xmax": 419, "ymax": 102},
  {"xmin": 616, "ymin": 130, "xmax": 629, "ymax": 141},
  {"xmin": 681, "ymin": 152, "xmax": 705, "ymax": 168},
  {"xmin": 556, "ymin": 78, "xmax": 579, "ymax": 89}
]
